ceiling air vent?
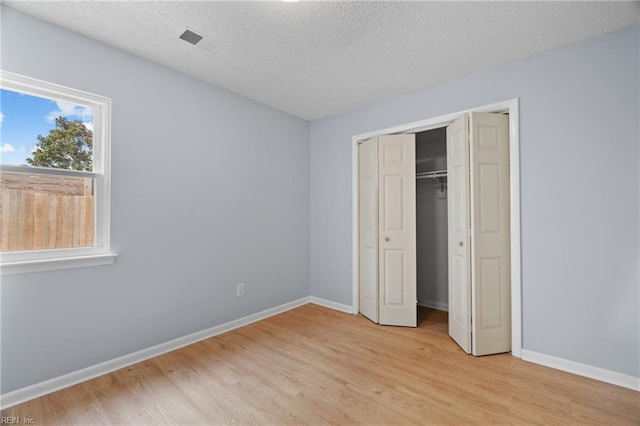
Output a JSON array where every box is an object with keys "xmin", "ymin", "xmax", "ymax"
[
  {"xmin": 179, "ymin": 29, "xmax": 203, "ymax": 45},
  {"xmin": 179, "ymin": 28, "xmax": 222, "ymax": 54}
]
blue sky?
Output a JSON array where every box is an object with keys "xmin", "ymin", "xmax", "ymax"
[{"xmin": 0, "ymin": 88, "xmax": 94, "ymax": 166}]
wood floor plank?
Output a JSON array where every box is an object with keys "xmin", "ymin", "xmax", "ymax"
[{"xmin": 2, "ymin": 304, "xmax": 639, "ymax": 425}]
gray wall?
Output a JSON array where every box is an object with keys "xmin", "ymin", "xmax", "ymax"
[
  {"xmin": 1, "ymin": 6, "xmax": 310, "ymax": 393},
  {"xmin": 416, "ymin": 129, "xmax": 448, "ymax": 310},
  {"xmin": 310, "ymin": 26, "xmax": 640, "ymax": 377}
]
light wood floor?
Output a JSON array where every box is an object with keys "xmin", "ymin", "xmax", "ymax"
[{"xmin": 3, "ymin": 304, "xmax": 639, "ymax": 425}]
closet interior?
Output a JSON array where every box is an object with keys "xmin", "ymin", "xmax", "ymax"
[{"xmin": 416, "ymin": 127, "xmax": 448, "ymax": 314}]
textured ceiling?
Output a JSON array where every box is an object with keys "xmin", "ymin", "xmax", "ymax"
[{"xmin": 4, "ymin": 1, "xmax": 639, "ymax": 120}]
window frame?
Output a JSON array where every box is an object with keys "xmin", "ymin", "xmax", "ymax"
[{"xmin": 0, "ymin": 70, "xmax": 116, "ymax": 275}]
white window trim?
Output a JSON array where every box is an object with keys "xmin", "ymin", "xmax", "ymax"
[{"xmin": 0, "ymin": 70, "xmax": 116, "ymax": 275}]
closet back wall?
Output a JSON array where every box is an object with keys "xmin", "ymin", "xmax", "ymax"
[
  {"xmin": 416, "ymin": 129, "xmax": 448, "ymax": 311},
  {"xmin": 1, "ymin": 6, "xmax": 310, "ymax": 394}
]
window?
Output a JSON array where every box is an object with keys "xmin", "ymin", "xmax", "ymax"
[{"xmin": 0, "ymin": 70, "xmax": 115, "ymax": 274}]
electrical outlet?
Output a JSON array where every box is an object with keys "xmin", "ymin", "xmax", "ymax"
[{"xmin": 236, "ymin": 283, "xmax": 245, "ymax": 297}]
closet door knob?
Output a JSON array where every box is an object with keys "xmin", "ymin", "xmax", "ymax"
[
  {"xmin": 458, "ymin": 241, "xmax": 463, "ymax": 247},
  {"xmin": 384, "ymin": 237, "xmax": 390, "ymax": 242}
]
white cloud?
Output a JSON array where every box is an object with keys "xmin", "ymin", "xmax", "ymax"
[
  {"xmin": 0, "ymin": 143, "xmax": 15, "ymax": 153},
  {"xmin": 82, "ymin": 121, "xmax": 94, "ymax": 132},
  {"xmin": 0, "ymin": 112, "xmax": 4, "ymax": 126},
  {"xmin": 46, "ymin": 101, "xmax": 93, "ymax": 126}
]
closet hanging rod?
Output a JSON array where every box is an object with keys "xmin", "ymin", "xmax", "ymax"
[{"xmin": 416, "ymin": 170, "xmax": 447, "ymax": 180}]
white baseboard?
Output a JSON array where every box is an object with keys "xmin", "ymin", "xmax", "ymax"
[
  {"xmin": 418, "ymin": 300, "xmax": 448, "ymax": 312},
  {"xmin": 310, "ymin": 296, "xmax": 354, "ymax": 314},
  {"xmin": 0, "ymin": 296, "xmax": 311, "ymax": 410},
  {"xmin": 521, "ymin": 349, "xmax": 639, "ymax": 392}
]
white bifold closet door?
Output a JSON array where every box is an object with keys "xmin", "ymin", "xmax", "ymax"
[
  {"xmin": 358, "ymin": 137, "xmax": 379, "ymax": 323},
  {"xmin": 447, "ymin": 112, "xmax": 511, "ymax": 356},
  {"xmin": 358, "ymin": 134, "xmax": 417, "ymax": 327}
]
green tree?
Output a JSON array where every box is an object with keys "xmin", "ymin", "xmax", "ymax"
[{"xmin": 27, "ymin": 116, "xmax": 93, "ymax": 171}]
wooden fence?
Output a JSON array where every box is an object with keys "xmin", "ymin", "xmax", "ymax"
[{"xmin": 1, "ymin": 171, "xmax": 94, "ymax": 252}]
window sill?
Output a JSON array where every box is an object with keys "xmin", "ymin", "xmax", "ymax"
[{"xmin": 1, "ymin": 253, "xmax": 117, "ymax": 276}]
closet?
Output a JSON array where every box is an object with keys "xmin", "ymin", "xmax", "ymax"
[{"xmin": 357, "ymin": 112, "xmax": 511, "ymax": 356}]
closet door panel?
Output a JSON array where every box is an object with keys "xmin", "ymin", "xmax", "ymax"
[
  {"xmin": 469, "ymin": 112, "xmax": 511, "ymax": 356},
  {"xmin": 382, "ymin": 175, "xmax": 405, "ymax": 230},
  {"xmin": 477, "ymin": 257, "xmax": 503, "ymax": 328},
  {"xmin": 447, "ymin": 115, "xmax": 472, "ymax": 353},
  {"xmin": 378, "ymin": 134, "xmax": 416, "ymax": 327},
  {"xmin": 382, "ymin": 249, "xmax": 406, "ymax": 305},
  {"xmin": 358, "ymin": 137, "xmax": 379, "ymax": 323}
]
